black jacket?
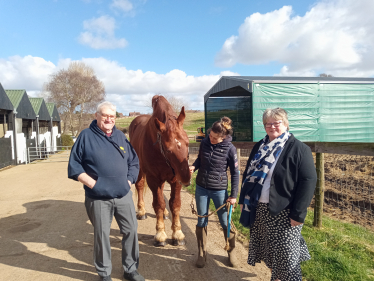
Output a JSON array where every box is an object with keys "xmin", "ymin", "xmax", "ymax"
[
  {"xmin": 68, "ymin": 120, "xmax": 140, "ymax": 200},
  {"xmin": 193, "ymin": 135, "xmax": 239, "ymax": 198},
  {"xmin": 239, "ymin": 135, "xmax": 317, "ymax": 223}
]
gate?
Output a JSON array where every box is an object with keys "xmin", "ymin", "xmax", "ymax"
[
  {"xmin": 0, "ymin": 138, "xmax": 13, "ymax": 168},
  {"xmin": 26, "ymin": 146, "xmax": 72, "ymax": 164}
]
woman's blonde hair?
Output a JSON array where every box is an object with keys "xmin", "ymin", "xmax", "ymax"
[{"xmin": 262, "ymin": 108, "xmax": 289, "ymax": 130}]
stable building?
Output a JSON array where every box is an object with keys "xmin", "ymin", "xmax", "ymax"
[
  {"xmin": 0, "ymin": 83, "xmax": 15, "ymax": 168},
  {"xmin": 46, "ymin": 102, "xmax": 61, "ymax": 149},
  {"xmin": 5, "ymin": 89, "xmax": 37, "ymax": 163},
  {"xmin": 29, "ymin": 97, "xmax": 53, "ymax": 155},
  {"xmin": 204, "ymin": 76, "xmax": 374, "ymax": 142}
]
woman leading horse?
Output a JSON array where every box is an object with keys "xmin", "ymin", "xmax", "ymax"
[{"xmin": 189, "ymin": 117, "xmax": 239, "ymax": 268}]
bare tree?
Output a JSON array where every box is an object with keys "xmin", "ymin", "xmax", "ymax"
[
  {"xmin": 75, "ymin": 75, "xmax": 105, "ymax": 134},
  {"xmin": 167, "ymin": 95, "xmax": 189, "ymax": 114},
  {"xmin": 145, "ymin": 94, "xmax": 189, "ymax": 114},
  {"xmin": 46, "ymin": 62, "xmax": 105, "ymax": 135}
]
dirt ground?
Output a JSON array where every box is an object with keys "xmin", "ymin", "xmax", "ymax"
[{"xmin": 0, "ymin": 159, "xmax": 270, "ymax": 281}]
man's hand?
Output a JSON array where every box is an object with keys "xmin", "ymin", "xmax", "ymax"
[
  {"xmin": 226, "ymin": 197, "xmax": 236, "ymax": 205},
  {"xmin": 189, "ymin": 166, "xmax": 195, "ymax": 175},
  {"xmin": 77, "ymin": 173, "xmax": 96, "ymax": 189},
  {"xmin": 128, "ymin": 180, "xmax": 132, "ymax": 187},
  {"xmin": 290, "ymin": 218, "xmax": 303, "ymax": 227}
]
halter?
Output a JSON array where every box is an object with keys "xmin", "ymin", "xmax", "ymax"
[
  {"xmin": 155, "ymin": 132, "xmax": 176, "ymax": 176},
  {"xmin": 154, "ymin": 131, "xmax": 189, "ymax": 177}
]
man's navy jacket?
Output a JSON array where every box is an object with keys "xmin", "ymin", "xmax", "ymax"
[{"xmin": 68, "ymin": 120, "xmax": 140, "ymax": 200}]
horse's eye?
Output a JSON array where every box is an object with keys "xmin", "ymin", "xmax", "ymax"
[{"xmin": 166, "ymin": 150, "xmax": 172, "ymax": 154}]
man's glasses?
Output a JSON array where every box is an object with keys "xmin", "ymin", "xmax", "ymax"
[
  {"xmin": 100, "ymin": 113, "xmax": 116, "ymax": 120},
  {"xmin": 264, "ymin": 120, "xmax": 282, "ymax": 128}
]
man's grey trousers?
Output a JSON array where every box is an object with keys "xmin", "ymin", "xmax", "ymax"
[{"xmin": 85, "ymin": 190, "xmax": 139, "ymax": 278}]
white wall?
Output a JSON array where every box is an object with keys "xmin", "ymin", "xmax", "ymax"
[
  {"xmin": 52, "ymin": 126, "xmax": 59, "ymax": 151},
  {"xmin": 4, "ymin": 131, "xmax": 14, "ymax": 160},
  {"xmin": 39, "ymin": 132, "xmax": 51, "ymax": 152},
  {"xmin": 16, "ymin": 133, "xmax": 26, "ymax": 163}
]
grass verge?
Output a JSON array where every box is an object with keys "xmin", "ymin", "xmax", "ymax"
[{"xmin": 184, "ymin": 173, "xmax": 374, "ymax": 281}]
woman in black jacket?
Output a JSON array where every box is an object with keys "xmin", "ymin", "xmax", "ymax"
[
  {"xmin": 189, "ymin": 117, "xmax": 239, "ymax": 268},
  {"xmin": 239, "ymin": 108, "xmax": 317, "ymax": 281}
]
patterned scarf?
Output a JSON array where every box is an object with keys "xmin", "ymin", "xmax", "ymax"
[{"xmin": 239, "ymin": 131, "xmax": 291, "ymax": 228}]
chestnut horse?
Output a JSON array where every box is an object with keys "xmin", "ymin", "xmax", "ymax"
[{"xmin": 129, "ymin": 95, "xmax": 190, "ymax": 246}]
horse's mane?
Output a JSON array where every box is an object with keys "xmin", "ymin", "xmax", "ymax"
[{"xmin": 151, "ymin": 95, "xmax": 177, "ymax": 125}]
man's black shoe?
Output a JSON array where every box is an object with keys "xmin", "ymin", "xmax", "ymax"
[{"xmin": 123, "ymin": 270, "xmax": 145, "ymax": 281}]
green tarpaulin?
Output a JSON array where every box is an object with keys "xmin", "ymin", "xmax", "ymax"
[{"xmin": 252, "ymin": 83, "xmax": 374, "ymax": 142}]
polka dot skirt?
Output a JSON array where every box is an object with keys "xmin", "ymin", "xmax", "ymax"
[{"xmin": 247, "ymin": 203, "xmax": 311, "ymax": 281}]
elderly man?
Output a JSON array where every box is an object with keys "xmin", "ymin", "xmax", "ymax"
[{"xmin": 68, "ymin": 101, "xmax": 145, "ymax": 281}]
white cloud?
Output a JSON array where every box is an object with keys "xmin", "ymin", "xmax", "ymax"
[
  {"xmin": 111, "ymin": 0, "xmax": 133, "ymax": 13},
  {"xmin": 0, "ymin": 55, "xmax": 55, "ymax": 91},
  {"xmin": 215, "ymin": 0, "xmax": 374, "ymax": 77},
  {"xmin": 78, "ymin": 16, "xmax": 127, "ymax": 49},
  {"xmin": 0, "ymin": 55, "xmax": 232, "ymax": 114}
]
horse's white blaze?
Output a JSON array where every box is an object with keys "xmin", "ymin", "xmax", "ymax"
[
  {"xmin": 175, "ymin": 138, "xmax": 181, "ymax": 148},
  {"xmin": 155, "ymin": 230, "xmax": 167, "ymax": 242},
  {"xmin": 172, "ymin": 229, "xmax": 185, "ymax": 241}
]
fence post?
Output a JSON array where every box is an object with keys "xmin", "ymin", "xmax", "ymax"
[
  {"xmin": 313, "ymin": 152, "xmax": 324, "ymax": 228},
  {"xmin": 237, "ymin": 148, "xmax": 241, "ymax": 173}
]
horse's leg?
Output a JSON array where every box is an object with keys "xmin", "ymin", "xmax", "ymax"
[
  {"xmin": 168, "ymin": 180, "xmax": 185, "ymax": 246},
  {"xmin": 149, "ymin": 177, "xmax": 167, "ymax": 247},
  {"xmin": 135, "ymin": 170, "xmax": 147, "ymax": 220}
]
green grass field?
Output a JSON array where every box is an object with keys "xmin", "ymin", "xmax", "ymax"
[
  {"xmin": 115, "ymin": 116, "xmax": 137, "ymax": 128},
  {"xmin": 115, "ymin": 112, "xmax": 205, "ymax": 142}
]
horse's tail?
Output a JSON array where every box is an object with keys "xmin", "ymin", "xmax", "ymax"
[{"xmin": 134, "ymin": 175, "xmax": 148, "ymax": 197}]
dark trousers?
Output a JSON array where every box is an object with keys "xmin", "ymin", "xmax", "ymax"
[{"xmin": 85, "ymin": 190, "xmax": 139, "ymax": 278}]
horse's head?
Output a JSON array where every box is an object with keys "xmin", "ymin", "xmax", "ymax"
[{"xmin": 153, "ymin": 97, "xmax": 191, "ymax": 186}]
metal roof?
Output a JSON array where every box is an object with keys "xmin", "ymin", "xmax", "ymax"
[
  {"xmin": 0, "ymin": 83, "xmax": 13, "ymax": 111},
  {"xmin": 46, "ymin": 103, "xmax": 54, "ymax": 116},
  {"xmin": 5, "ymin": 89, "xmax": 36, "ymax": 119},
  {"xmin": 204, "ymin": 76, "xmax": 374, "ymax": 102},
  {"xmin": 29, "ymin": 97, "xmax": 43, "ymax": 114},
  {"xmin": 46, "ymin": 102, "xmax": 61, "ymax": 122},
  {"xmin": 29, "ymin": 97, "xmax": 51, "ymax": 121},
  {"xmin": 5, "ymin": 90, "xmax": 26, "ymax": 109}
]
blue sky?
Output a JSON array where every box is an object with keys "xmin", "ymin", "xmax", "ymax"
[{"xmin": 1, "ymin": 0, "xmax": 373, "ymax": 114}]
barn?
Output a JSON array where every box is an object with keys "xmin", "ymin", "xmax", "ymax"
[
  {"xmin": 29, "ymin": 97, "xmax": 53, "ymax": 155},
  {"xmin": 46, "ymin": 102, "xmax": 61, "ymax": 150},
  {"xmin": 204, "ymin": 76, "xmax": 374, "ymax": 142},
  {"xmin": 5, "ymin": 89, "xmax": 37, "ymax": 163},
  {"xmin": 0, "ymin": 83, "xmax": 15, "ymax": 168}
]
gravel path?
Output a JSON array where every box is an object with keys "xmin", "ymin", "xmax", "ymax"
[{"xmin": 0, "ymin": 160, "xmax": 270, "ymax": 281}]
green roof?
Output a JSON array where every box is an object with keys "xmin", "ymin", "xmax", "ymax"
[
  {"xmin": 46, "ymin": 103, "xmax": 55, "ymax": 116},
  {"xmin": 29, "ymin": 97, "xmax": 44, "ymax": 114},
  {"xmin": 5, "ymin": 90, "xmax": 26, "ymax": 109}
]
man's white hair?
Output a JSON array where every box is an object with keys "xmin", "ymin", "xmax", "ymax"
[{"xmin": 97, "ymin": 101, "xmax": 116, "ymax": 113}]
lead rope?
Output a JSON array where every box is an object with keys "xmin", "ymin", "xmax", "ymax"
[{"xmin": 190, "ymin": 196, "xmax": 238, "ymax": 250}]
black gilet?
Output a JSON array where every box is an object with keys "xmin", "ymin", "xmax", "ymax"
[{"xmin": 195, "ymin": 136, "xmax": 233, "ymax": 190}]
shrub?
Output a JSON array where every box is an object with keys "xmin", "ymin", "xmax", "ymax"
[{"xmin": 61, "ymin": 134, "xmax": 74, "ymax": 147}]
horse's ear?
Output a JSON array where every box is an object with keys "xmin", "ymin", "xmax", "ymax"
[
  {"xmin": 177, "ymin": 106, "xmax": 185, "ymax": 126},
  {"xmin": 154, "ymin": 118, "xmax": 166, "ymax": 133}
]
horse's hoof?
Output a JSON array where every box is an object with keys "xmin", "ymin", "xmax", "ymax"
[
  {"xmin": 154, "ymin": 241, "xmax": 166, "ymax": 247},
  {"xmin": 137, "ymin": 214, "xmax": 147, "ymax": 220},
  {"xmin": 164, "ymin": 215, "xmax": 169, "ymax": 220},
  {"xmin": 172, "ymin": 239, "xmax": 186, "ymax": 246}
]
